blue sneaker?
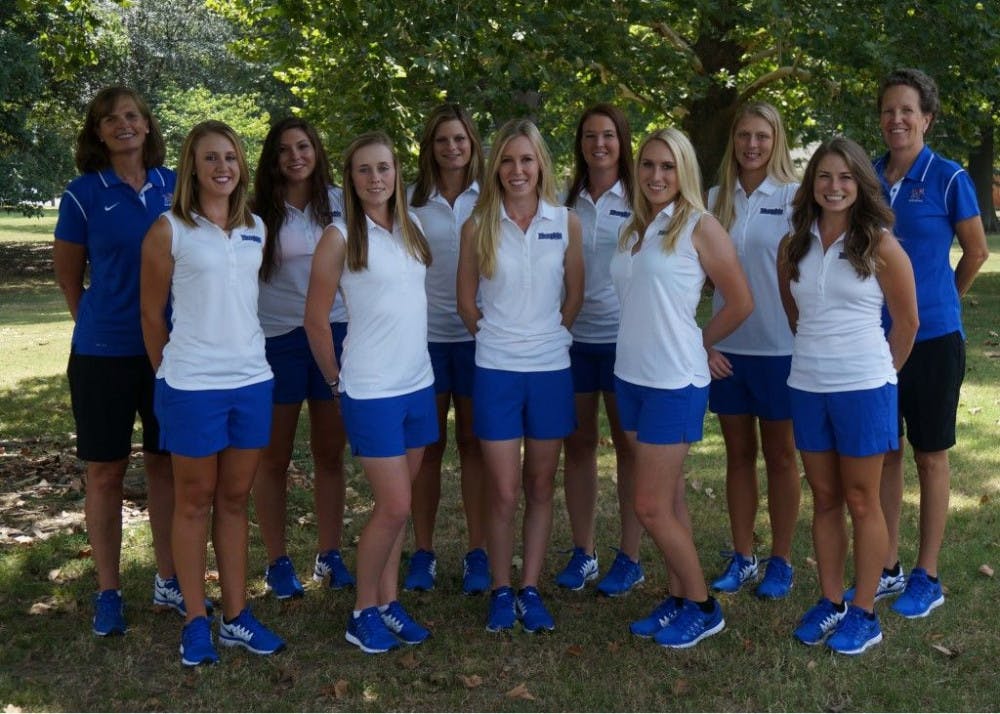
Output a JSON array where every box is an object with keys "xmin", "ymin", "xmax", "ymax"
[
  {"xmin": 180, "ymin": 615, "xmax": 219, "ymax": 667},
  {"xmin": 654, "ymin": 599, "xmax": 725, "ymax": 649},
  {"xmin": 346, "ymin": 607, "xmax": 400, "ymax": 654},
  {"xmin": 516, "ymin": 586, "xmax": 555, "ymax": 633},
  {"xmin": 486, "ymin": 586, "xmax": 517, "ymax": 632},
  {"xmin": 891, "ymin": 568, "xmax": 944, "ymax": 619},
  {"xmin": 153, "ymin": 574, "xmax": 215, "ymax": 617},
  {"xmin": 596, "ymin": 550, "xmax": 645, "ymax": 597},
  {"xmin": 313, "ymin": 550, "xmax": 356, "ymax": 590},
  {"xmin": 92, "ymin": 589, "xmax": 126, "ymax": 637},
  {"xmin": 403, "ymin": 549, "xmax": 437, "ymax": 591},
  {"xmin": 630, "ymin": 597, "xmax": 682, "ymax": 638},
  {"xmin": 264, "ymin": 555, "xmax": 305, "ymax": 599},
  {"xmin": 844, "ymin": 565, "xmax": 906, "ymax": 603},
  {"xmin": 555, "ymin": 547, "xmax": 598, "ymax": 591},
  {"xmin": 710, "ymin": 552, "xmax": 758, "ymax": 593},
  {"xmin": 826, "ymin": 605, "xmax": 882, "ymax": 655},
  {"xmin": 218, "ymin": 607, "xmax": 286, "ymax": 655},
  {"xmin": 793, "ymin": 598, "xmax": 847, "ymax": 646},
  {"xmin": 754, "ymin": 557, "xmax": 793, "ymax": 599},
  {"xmin": 462, "ymin": 548, "xmax": 490, "ymax": 595},
  {"xmin": 380, "ymin": 601, "xmax": 430, "ymax": 644}
]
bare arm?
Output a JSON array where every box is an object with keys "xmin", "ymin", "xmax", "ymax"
[
  {"xmin": 560, "ymin": 211, "xmax": 584, "ymax": 329},
  {"xmin": 304, "ymin": 225, "xmax": 346, "ymax": 385},
  {"xmin": 776, "ymin": 235, "xmax": 798, "ymax": 335},
  {"xmin": 140, "ymin": 216, "xmax": 174, "ymax": 372},
  {"xmin": 953, "ymin": 214, "xmax": 989, "ymax": 297},
  {"xmin": 456, "ymin": 218, "xmax": 482, "ymax": 336},
  {"xmin": 693, "ymin": 214, "xmax": 753, "ymax": 358},
  {"xmin": 877, "ymin": 234, "xmax": 919, "ymax": 371},
  {"xmin": 52, "ymin": 239, "xmax": 87, "ymax": 321}
]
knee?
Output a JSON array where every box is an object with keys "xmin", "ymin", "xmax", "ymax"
[
  {"xmin": 565, "ymin": 425, "xmax": 599, "ymax": 457},
  {"xmin": 811, "ymin": 489, "xmax": 843, "ymax": 516},
  {"xmin": 633, "ymin": 494, "xmax": 664, "ymax": 530},
  {"xmin": 843, "ymin": 487, "xmax": 880, "ymax": 521},
  {"xmin": 490, "ymin": 482, "xmax": 519, "ymax": 519},
  {"xmin": 423, "ymin": 436, "xmax": 447, "ymax": 464},
  {"xmin": 523, "ymin": 476, "xmax": 554, "ymax": 507}
]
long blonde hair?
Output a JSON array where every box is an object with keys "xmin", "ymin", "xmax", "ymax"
[
  {"xmin": 172, "ymin": 120, "xmax": 254, "ymax": 230},
  {"xmin": 342, "ymin": 131, "xmax": 431, "ymax": 272},
  {"xmin": 620, "ymin": 128, "xmax": 705, "ymax": 253},
  {"xmin": 470, "ymin": 119, "xmax": 558, "ymax": 278},
  {"xmin": 712, "ymin": 102, "xmax": 797, "ymax": 230}
]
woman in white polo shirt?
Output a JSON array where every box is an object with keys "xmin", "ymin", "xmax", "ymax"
[
  {"xmin": 778, "ymin": 137, "xmax": 917, "ymax": 656},
  {"xmin": 457, "ymin": 118, "xmax": 584, "ymax": 633}
]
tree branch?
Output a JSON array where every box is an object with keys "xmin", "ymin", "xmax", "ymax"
[
  {"xmin": 647, "ymin": 21, "xmax": 703, "ymax": 74},
  {"xmin": 737, "ymin": 65, "xmax": 811, "ymax": 104}
]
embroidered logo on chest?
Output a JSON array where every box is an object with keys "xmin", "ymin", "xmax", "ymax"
[
  {"xmin": 538, "ymin": 232, "xmax": 562, "ymax": 240},
  {"xmin": 759, "ymin": 207, "xmax": 784, "ymax": 215},
  {"xmin": 241, "ymin": 234, "xmax": 262, "ymax": 243}
]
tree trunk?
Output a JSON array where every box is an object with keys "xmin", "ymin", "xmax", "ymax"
[{"xmin": 967, "ymin": 119, "xmax": 998, "ymax": 233}]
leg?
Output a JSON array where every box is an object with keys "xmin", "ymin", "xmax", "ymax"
[
  {"xmin": 354, "ymin": 455, "xmax": 413, "ymax": 610},
  {"xmin": 880, "ymin": 444, "xmax": 905, "ymax": 569},
  {"xmin": 759, "ymin": 418, "xmax": 800, "ymax": 561},
  {"xmin": 839, "ymin": 453, "xmax": 888, "ymax": 612},
  {"xmin": 800, "ymin": 450, "xmax": 847, "ymax": 604},
  {"xmin": 912, "ymin": 449, "xmax": 950, "ymax": 576},
  {"xmin": 376, "ymin": 447, "xmax": 425, "ymax": 604},
  {"xmin": 521, "ymin": 438, "xmax": 562, "ymax": 587},
  {"xmin": 409, "ymin": 392, "xmax": 449, "ymax": 552},
  {"xmin": 454, "ymin": 395, "xmax": 487, "ymax": 549},
  {"xmin": 144, "ymin": 451, "xmax": 176, "ymax": 579},
  {"xmin": 605, "ymin": 391, "xmax": 641, "ymax": 558},
  {"xmin": 562, "ymin": 392, "xmax": 600, "ymax": 553},
  {"xmin": 171, "ymin": 453, "xmax": 219, "ymax": 622},
  {"xmin": 252, "ymin": 403, "xmax": 301, "ymax": 561},
  {"xmin": 213, "ymin": 447, "xmax": 261, "ymax": 619},
  {"xmin": 308, "ymin": 398, "xmax": 348, "ymax": 553},
  {"xmin": 84, "ymin": 459, "xmax": 129, "ymax": 591},
  {"xmin": 482, "ymin": 438, "xmax": 523, "ymax": 589},
  {"xmin": 718, "ymin": 414, "xmax": 759, "ymax": 557}
]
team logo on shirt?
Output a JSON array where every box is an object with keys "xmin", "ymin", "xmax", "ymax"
[
  {"xmin": 609, "ymin": 209, "xmax": 631, "ymax": 218},
  {"xmin": 908, "ymin": 187, "xmax": 925, "ymax": 203},
  {"xmin": 163, "ymin": 193, "xmax": 173, "ymax": 207},
  {"xmin": 332, "ymin": 210, "xmax": 342, "ymax": 218},
  {"xmin": 760, "ymin": 207, "xmax": 784, "ymax": 215},
  {"xmin": 838, "ymin": 251, "xmax": 848, "ymax": 259},
  {"xmin": 538, "ymin": 231, "xmax": 563, "ymax": 240},
  {"xmin": 241, "ymin": 234, "xmax": 262, "ymax": 243}
]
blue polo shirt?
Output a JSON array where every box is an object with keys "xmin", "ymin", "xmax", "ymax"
[
  {"xmin": 875, "ymin": 146, "xmax": 979, "ymax": 342},
  {"xmin": 55, "ymin": 167, "xmax": 176, "ymax": 356}
]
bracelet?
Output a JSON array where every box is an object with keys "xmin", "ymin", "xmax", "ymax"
[{"xmin": 328, "ymin": 377, "xmax": 340, "ymax": 394}]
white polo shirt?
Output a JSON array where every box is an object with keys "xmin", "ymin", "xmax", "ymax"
[
  {"xmin": 708, "ymin": 178, "xmax": 797, "ymax": 356},
  {"xmin": 336, "ymin": 215, "xmax": 434, "ymax": 399},
  {"xmin": 570, "ymin": 181, "xmax": 632, "ymax": 343},
  {"xmin": 475, "ymin": 200, "xmax": 572, "ymax": 372},
  {"xmin": 258, "ymin": 187, "xmax": 347, "ymax": 338},
  {"xmin": 407, "ymin": 182, "xmax": 480, "ymax": 342},
  {"xmin": 158, "ymin": 212, "xmax": 272, "ymax": 391},
  {"xmin": 787, "ymin": 224, "xmax": 895, "ymax": 393},
  {"xmin": 611, "ymin": 205, "xmax": 710, "ymax": 389}
]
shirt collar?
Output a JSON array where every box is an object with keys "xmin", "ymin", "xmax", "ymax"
[
  {"xmin": 581, "ymin": 180, "xmax": 625, "ymax": 203},
  {"xmin": 737, "ymin": 175, "xmax": 779, "ymax": 197}
]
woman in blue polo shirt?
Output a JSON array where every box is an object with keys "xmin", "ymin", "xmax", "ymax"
[
  {"xmin": 870, "ymin": 68, "xmax": 988, "ymax": 619},
  {"xmin": 53, "ymin": 86, "xmax": 189, "ymax": 637}
]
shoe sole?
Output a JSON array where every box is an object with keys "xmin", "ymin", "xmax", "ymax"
[
  {"xmin": 597, "ymin": 575, "xmax": 646, "ymax": 597},
  {"xmin": 264, "ymin": 585, "xmax": 304, "ymax": 600},
  {"xmin": 180, "ymin": 645, "xmax": 219, "ymax": 667},
  {"xmin": 556, "ymin": 571, "xmax": 598, "ymax": 591},
  {"xmin": 755, "ymin": 583, "xmax": 793, "ymax": 600},
  {"xmin": 657, "ymin": 618, "xmax": 726, "ymax": 649},
  {"xmin": 485, "ymin": 621, "xmax": 516, "ymax": 633},
  {"xmin": 521, "ymin": 623, "xmax": 555, "ymax": 634},
  {"xmin": 313, "ymin": 570, "xmax": 356, "ymax": 590},
  {"xmin": 218, "ymin": 635, "xmax": 286, "ymax": 655},
  {"xmin": 92, "ymin": 626, "xmax": 126, "ymax": 637},
  {"xmin": 892, "ymin": 594, "xmax": 944, "ymax": 619},
  {"xmin": 345, "ymin": 631, "xmax": 397, "ymax": 653},
  {"xmin": 829, "ymin": 631, "xmax": 883, "ymax": 655}
]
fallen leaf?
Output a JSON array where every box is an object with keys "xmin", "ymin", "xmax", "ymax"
[
  {"xmin": 565, "ymin": 644, "xmax": 584, "ymax": 657},
  {"xmin": 968, "ymin": 406, "xmax": 982, "ymax": 415},
  {"xmin": 607, "ymin": 640, "xmax": 621, "ymax": 653},
  {"xmin": 689, "ymin": 479, "xmax": 703, "ymax": 492},
  {"xmin": 505, "ymin": 683, "xmax": 535, "ymax": 701},
  {"xmin": 805, "ymin": 556, "xmax": 817, "ymax": 568},
  {"xmin": 931, "ymin": 643, "xmax": 958, "ymax": 658},
  {"xmin": 47, "ymin": 568, "xmax": 64, "ymax": 583},
  {"xmin": 459, "ymin": 674, "xmax": 483, "ymax": 689},
  {"xmin": 333, "ymin": 679, "xmax": 349, "ymax": 699},
  {"xmin": 672, "ymin": 679, "xmax": 689, "ymax": 695},
  {"xmin": 807, "ymin": 660, "xmax": 817, "ymax": 670},
  {"xmin": 979, "ymin": 564, "xmax": 994, "ymax": 577},
  {"xmin": 982, "ymin": 494, "xmax": 992, "ymax": 505},
  {"xmin": 204, "ymin": 570, "xmax": 219, "ymax": 582},
  {"xmin": 6, "ymin": 705, "xmax": 25, "ymax": 713},
  {"xmin": 29, "ymin": 599, "xmax": 54, "ymax": 615},
  {"xmin": 398, "ymin": 650, "xmax": 419, "ymax": 670}
]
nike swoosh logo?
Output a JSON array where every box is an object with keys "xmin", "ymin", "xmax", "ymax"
[{"xmin": 104, "ymin": 203, "xmax": 119, "ymax": 211}]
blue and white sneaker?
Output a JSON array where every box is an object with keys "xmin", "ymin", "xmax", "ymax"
[
  {"xmin": 516, "ymin": 586, "xmax": 555, "ymax": 633},
  {"xmin": 486, "ymin": 586, "xmax": 517, "ymax": 632},
  {"xmin": 891, "ymin": 568, "xmax": 944, "ymax": 619},
  {"xmin": 403, "ymin": 549, "xmax": 437, "ymax": 592},
  {"xmin": 313, "ymin": 550, "xmax": 356, "ymax": 590},
  {"xmin": 218, "ymin": 607, "xmax": 286, "ymax": 655},
  {"xmin": 153, "ymin": 574, "xmax": 215, "ymax": 617},
  {"xmin": 710, "ymin": 551, "xmax": 759, "ymax": 593},
  {"xmin": 555, "ymin": 547, "xmax": 598, "ymax": 591},
  {"xmin": 596, "ymin": 550, "xmax": 645, "ymax": 597},
  {"xmin": 462, "ymin": 548, "xmax": 490, "ymax": 595},
  {"xmin": 654, "ymin": 599, "xmax": 725, "ymax": 649},
  {"xmin": 629, "ymin": 597, "xmax": 683, "ymax": 638},
  {"xmin": 826, "ymin": 605, "xmax": 883, "ymax": 655},
  {"xmin": 180, "ymin": 615, "xmax": 219, "ymax": 667},
  {"xmin": 844, "ymin": 564, "xmax": 906, "ymax": 603},
  {"xmin": 346, "ymin": 607, "xmax": 400, "ymax": 654},
  {"xmin": 793, "ymin": 598, "xmax": 847, "ymax": 646},
  {"xmin": 264, "ymin": 555, "xmax": 305, "ymax": 599},
  {"xmin": 380, "ymin": 601, "xmax": 430, "ymax": 644},
  {"xmin": 92, "ymin": 589, "xmax": 126, "ymax": 637},
  {"xmin": 754, "ymin": 557, "xmax": 794, "ymax": 599}
]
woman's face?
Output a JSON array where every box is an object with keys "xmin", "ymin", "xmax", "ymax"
[
  {"xmin": 350, "ymin": 142, "xmax": 396, "ymax": 212},
  {"xmin": 880, "ymin": 84, "xmax": 932, "ymax": 155},
  {"xmin": 579, "ymin": 113, "xmax": 620, "ymax": 174},
  {"xmin": 497, "ymin": 135, "xmax": 540, "ymax": 198},
  {"xmin": 277, "ymin": 128, "xmax": 316, "ymax": 185},
  {"xmin": 732, "ymin": 115, "xmax": 774, "ymax": 176},
  {"xmin": 638, "ymin": 139, "xmax": 678, "ymax": 214},
  {"xmin": 432, "ymin": 119, "xmax": 472, "ymax": 173},
  {"xmin": 96, "ymin": 96, "xmax": 149, "ymax": 155},
  {"xmin": 193, "ymin": 132, "xmax": 240, "ymax": 202},
  {"xmin": 813, "ymin": 152, "xmax": 857, "ymax": 218}
]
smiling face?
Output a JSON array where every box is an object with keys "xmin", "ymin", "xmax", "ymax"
[
  {"xmin": 813, "ymin": 151, "xmax": 857, "ymax": 218},
  {"xmin": 193, "ymin": 132, "xmax": 240, "ymax": 201},
  {"xmin": 638, "ymin": 139, "xmax": 678, "ymax": 214},
  {"xmin": 497, "ymin": 135, "xmax": 540, "ymax": 198},
  {"xmin": 277, "ymin": 128, "xmax": 316, "ymax": 185},
  {"xmin": 432, "ymin": 118, "xmax": 472, "ymax": 173},
  {"xmin": 350, "ymin": 142, "xmax": 396, "ymax": 212},
  {"xmin": 880, "ymin": 84, "xmax": 932, "ymax": 155},
  {"xmin": 580, "ymin": 113, "xmax": 620, "ymax": 174},
  {"xmin": 732, "ymin": 115, "xmax": 774, "ymax": 177},
  {"xmin": 96, "ymin": 96, "xmax": 149, "ymax": 155}
]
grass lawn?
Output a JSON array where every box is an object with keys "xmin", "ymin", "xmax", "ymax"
[{"xmin": 1, "ymin": 214, "xmax": 998, "ymax": 711}]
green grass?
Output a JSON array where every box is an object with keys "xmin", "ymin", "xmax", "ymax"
[{"xmin": 1, "ymin": 214, "xmax": 998, "ymax": 711}]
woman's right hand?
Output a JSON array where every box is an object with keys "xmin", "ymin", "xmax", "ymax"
[{"xmin": 707, "ymin": 347, "xmax": 733, "ymax": 380}]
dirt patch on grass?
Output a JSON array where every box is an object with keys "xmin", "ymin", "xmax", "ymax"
[{"xmin": 0, "ymin": 241, "xmax": 54, "ymax": 280}]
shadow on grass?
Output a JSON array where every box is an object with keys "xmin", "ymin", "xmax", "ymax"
[{"xmin": 0, "ymin": 374, "xmax": 75, "ymax": 444}]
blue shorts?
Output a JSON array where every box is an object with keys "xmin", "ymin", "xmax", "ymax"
[
  {"xmin": 709, "ymin": 353, "xmax": 792, "ymax": 420},
  {"xmin": 265, "ymin": 323, "xmax": 346, "ymax": 404},
  {"xmin": 428, "ymin": 340, "xmax": 476, "ymax": 397},
  {"xmin": 615, "ymin": 378, "xmax": 708, "ymax": 445},
  {"xmin": 473, "ymin": 367, "xmax": 575, "ymax": 441},
  {"xmin": 569, "ymin": 341, "xmax": 616, "ymax": 394},
  {"xmin": 340, "ymin": 385, "xmax": 438, "ymax": 457},
  {"xmin": 154, "ymin": 379, "xmax": 273, "ymax": 458},
  {"xmin": 789, "ymin": 384, "xmax": 898, "ymax": 457}
]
